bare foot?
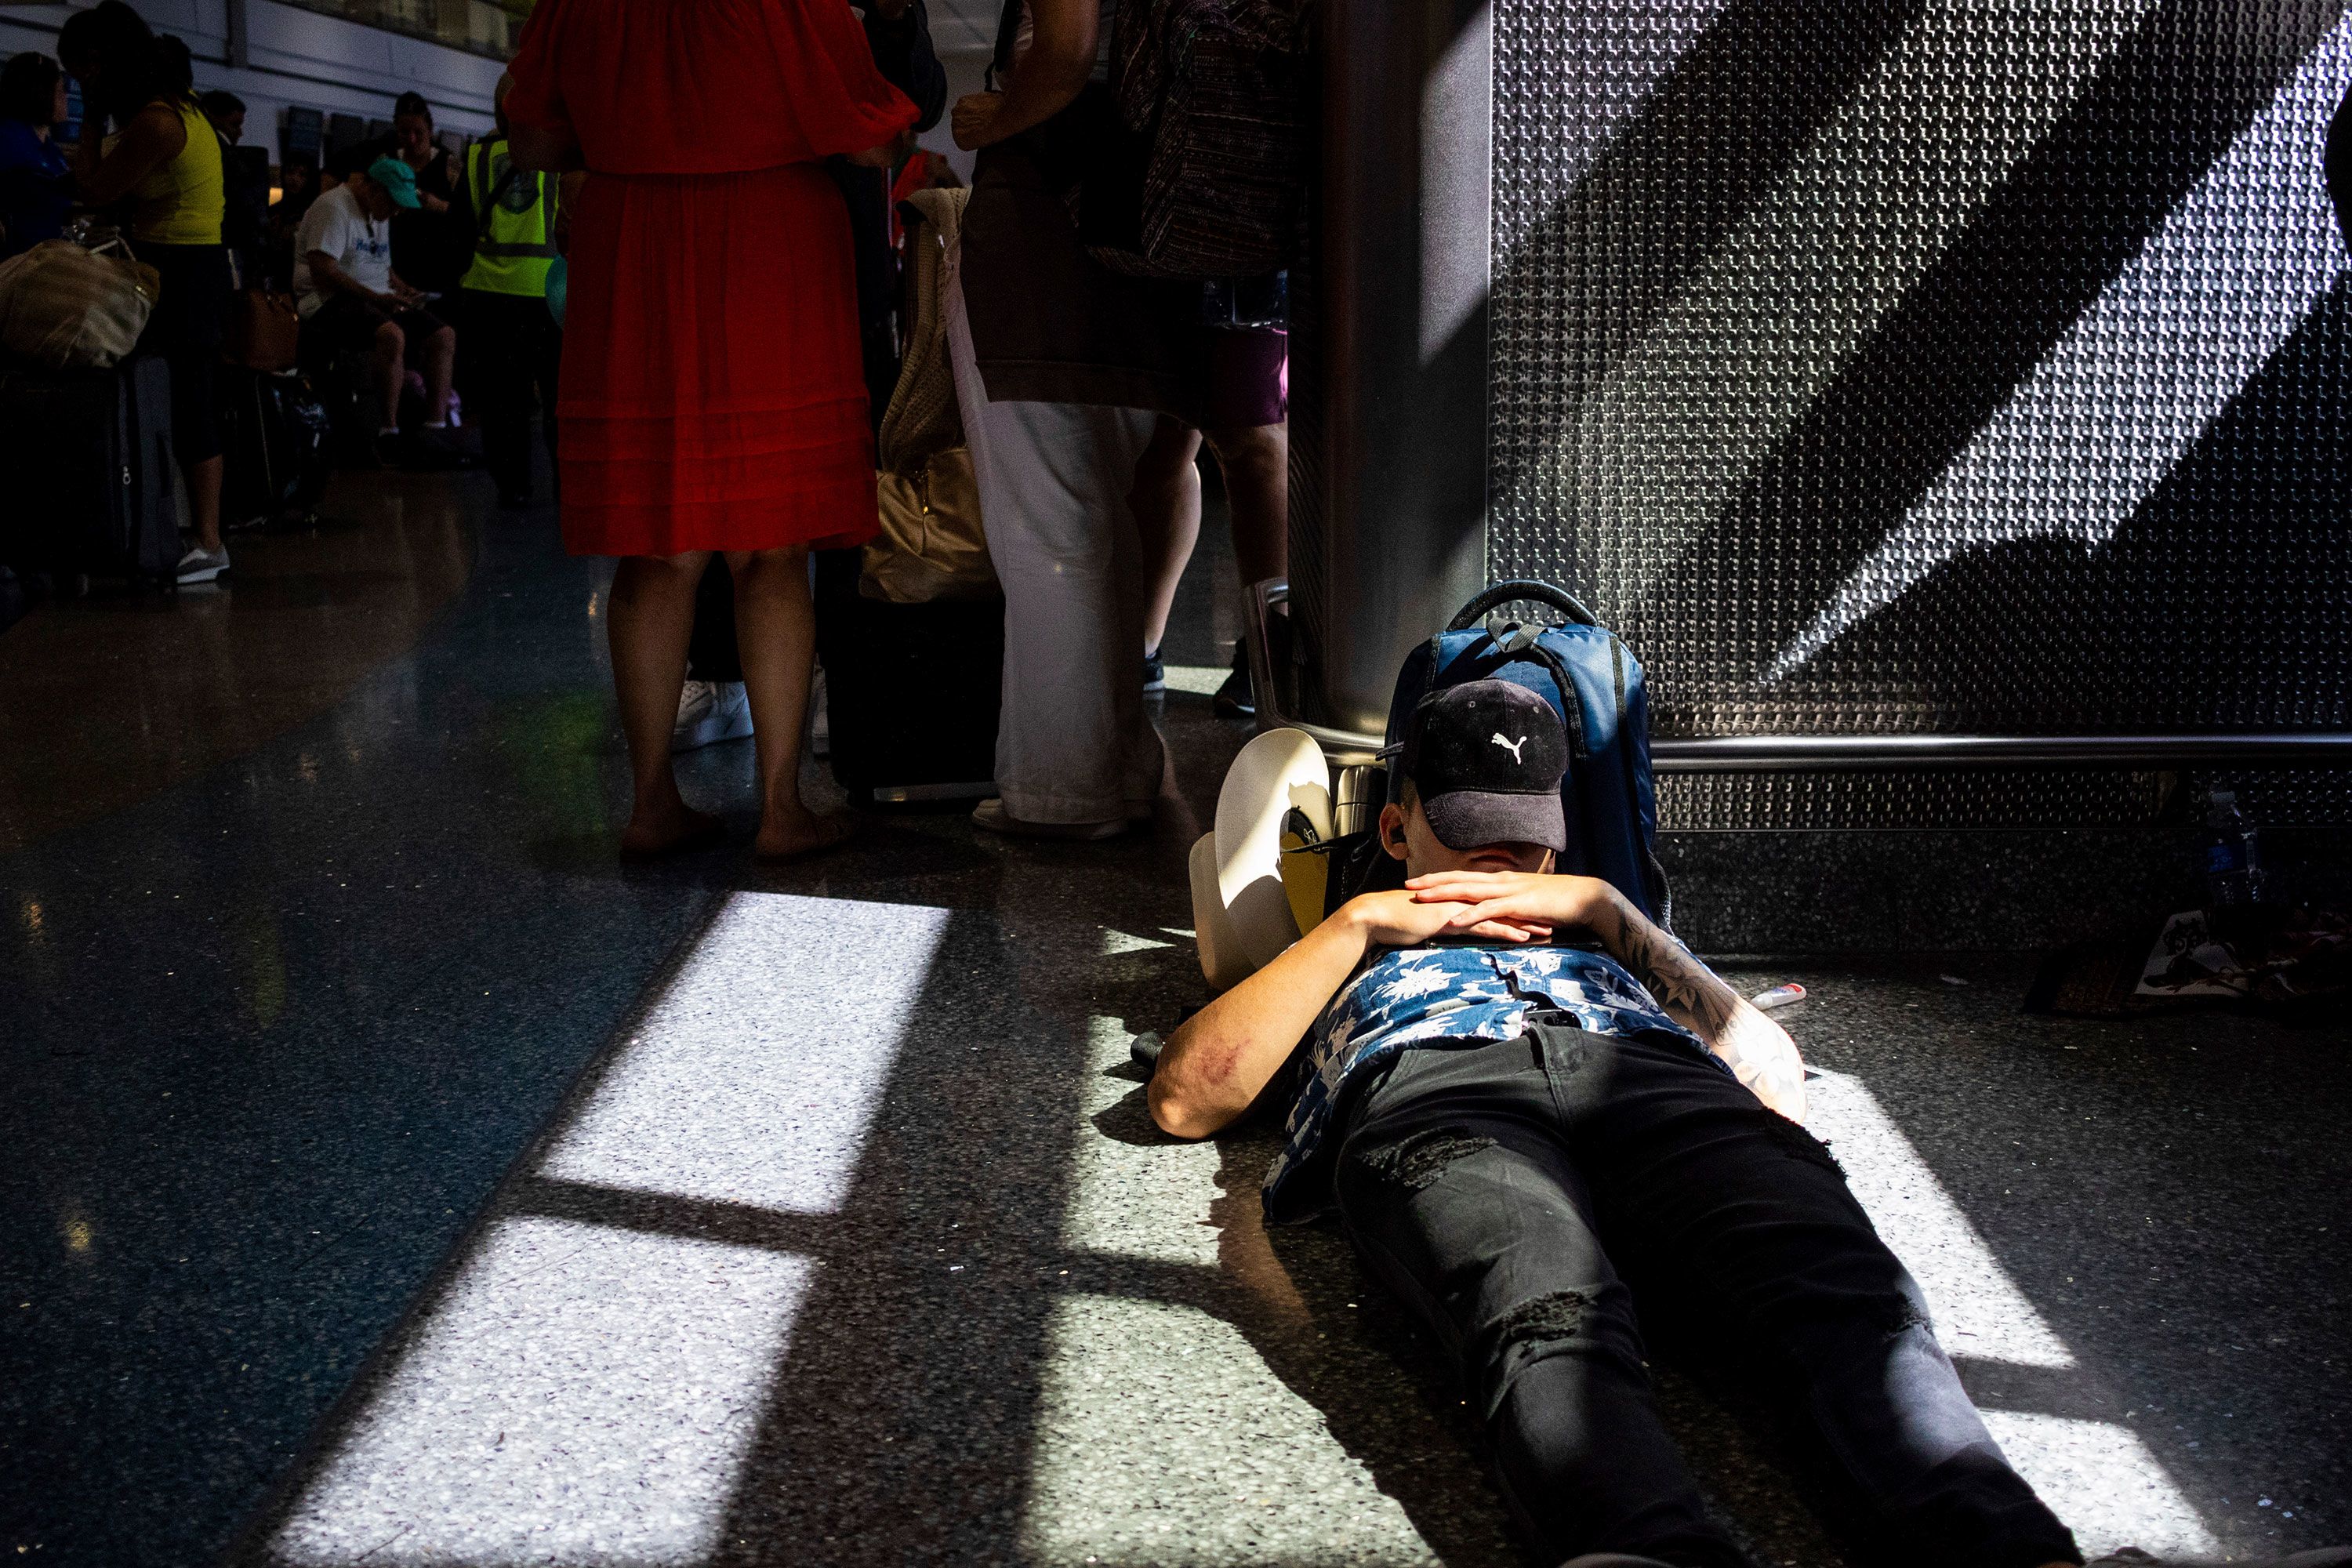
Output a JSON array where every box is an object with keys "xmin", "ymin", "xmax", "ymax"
[
  {"xmin": 619, "ymin": 803, "xmax": 726, "ymax": 860},
  {"xmin": 753, "ymin": 807, "xmax": 858, "ymax": 862}
]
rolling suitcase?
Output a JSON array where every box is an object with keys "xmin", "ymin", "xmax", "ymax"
[
  {"xmin": 813, "ymin": 550, "xmax": 1004, "ymax": 808},
  {"xmin": 813, "ymin": 187, "xmax": 1002, "ymax": 808},
  {"xmin": 0, "ymin": 355, "xmax": 178, "ymax": 584},
  {"xmin": 219, "ymin": 364, "xmax": 331, "ymax": 529}
]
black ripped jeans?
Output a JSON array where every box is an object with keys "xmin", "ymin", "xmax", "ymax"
[{"xmin": 1331, "ymin": 1018, "xmax": 2079, "ymax": 1568}]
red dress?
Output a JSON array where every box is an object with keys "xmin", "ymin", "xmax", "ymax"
[{"xmin": 504, "ymin": 0, "xmax": 916, "ymax": 557}]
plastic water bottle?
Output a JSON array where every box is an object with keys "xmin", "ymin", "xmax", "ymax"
[{"xmin": 2203, "ymin": 788, "xmax": 2270, "ymax": 909}]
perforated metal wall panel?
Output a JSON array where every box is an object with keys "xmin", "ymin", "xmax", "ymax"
[
  {"xmin": 1655, "ymin": 769, "xmax": 2172, "ymax": 832},
  {"xmin": 1485, "ymin": 0, "xmax": 2352, "ymax": 779},
  {"xmin": 2187, "ymin": 768, "xmax": 2352, "ymax": 826}
]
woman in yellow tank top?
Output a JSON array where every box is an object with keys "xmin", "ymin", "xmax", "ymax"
[
  {"xmin": 60, "ymin": 2, "xmax": 232, "ymax": 586},
  {"xmin": 119, "ymin": 96, "xmax": 223, "ymax": 246}
]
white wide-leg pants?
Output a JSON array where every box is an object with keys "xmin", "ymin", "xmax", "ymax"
[{"xmin": 943, "ymin": 237, "xmax": 1164, "ymax": 825}]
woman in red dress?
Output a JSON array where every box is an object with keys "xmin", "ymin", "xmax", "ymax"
[{"xmin": 506, "ymin": 0, "xmax": 915, "ymax": 858}]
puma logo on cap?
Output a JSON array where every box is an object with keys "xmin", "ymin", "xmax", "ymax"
[{"xmin": 1406, "ymin": 679, "xmax": 1570, "ymax": 851}]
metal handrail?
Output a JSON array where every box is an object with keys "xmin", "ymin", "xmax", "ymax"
[{"xmin": 1650, "ymin": 733, "xmax": 2352, "ymax": 771}]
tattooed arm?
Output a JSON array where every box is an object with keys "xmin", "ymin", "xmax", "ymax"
[
  {"xmin": 1588, "ymin": 895, "xmax": 1808, "ymax": 1121},
  {"xmin": 1405, "ymin": 870, "xmax": 1809, "ymax": 1123}
]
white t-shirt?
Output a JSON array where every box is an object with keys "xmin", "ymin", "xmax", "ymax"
[{"xmin": 292, "ymin": 183, "xmax": 393, "ymax": 318}]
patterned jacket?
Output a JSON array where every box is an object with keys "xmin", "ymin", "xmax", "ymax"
[{"xmin": 1261, "ymin": 942, "xmax": 1715, "ymax": 1222}]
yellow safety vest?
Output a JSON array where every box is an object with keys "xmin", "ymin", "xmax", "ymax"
[{"xmin": 459, "ymin": 136, "xmax": 557, "ymax": 298}]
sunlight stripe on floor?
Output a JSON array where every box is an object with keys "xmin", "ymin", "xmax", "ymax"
[
  {"xmin": 539, "ymin": 891, "xmax": 953, "ymax": 1214},
  {"xmin": 1060, "ymin": 1018, "xmax": 1227, "ymax": 1267},
  {"xmin": 270, "ymin": 1217, "xmax": 814, "ymax": 1566},
  {"xmin": 1984, "ymin": 1411, "xmax": 2221, "ymax": 1558},
  {"xmin": 267, "ymin": 891, "xmax": 953, "ymax": 1563},
  {"xmin": 1022, "ymin": 1294, "xmax": 1443, "ymax": 1567},
  {"xmin": 1806, "ymin": 1068, "xmax": 2077, "ymax": 1368},
  {"xmin": 1809, "ymin": 1069, "xmax": 2216, "ymax": 1555}
]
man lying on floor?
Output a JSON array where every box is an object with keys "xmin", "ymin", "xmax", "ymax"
[{"xmin": 1148, "ymin": 680, "xmax": 2334, "ymax": 1568}]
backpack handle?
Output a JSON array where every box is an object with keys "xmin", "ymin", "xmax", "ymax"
[{"xmin": 1446, "ymin": 579, "xmax": 1599, "ymax": 633}]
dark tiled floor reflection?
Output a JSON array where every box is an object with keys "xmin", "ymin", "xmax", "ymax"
[
  {"xmin": 2, "ymin": 471, "xmax": 705, "ymax": 1564},
  {"xmin": 2, "ymin": 460, "xmax": 2348, "ymax": 1568},
  {"xmin": 0, "ymin": 495, "xmax": 476, "ymax": 855}
]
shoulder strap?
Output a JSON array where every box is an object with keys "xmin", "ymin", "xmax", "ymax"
[
  {"xmin": 470, "ymin": 140, "xmax": 530, "ymax": 242},
  {"xmin": 877, "ymin": 186, "xmax": 970, "ymax": 470},
  {"xmin": 1521, "ymin": 636, "xmax": 1590, "ymax": 760}
]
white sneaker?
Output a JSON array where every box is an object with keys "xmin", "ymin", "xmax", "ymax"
[
  {"xmin": 970, "ymin": 797, "xmax": 1129, "ymax": 840},
  {"xmin": 175, "ymin": 545, "xmax": 230, "ymax": 585},
  {"xmin": 671, "ymin": 680, "xmax": 753, "ymax": 753},
  {"xmin": 808, "ymin": 666, "xmax": 831, "ymax": 759}
]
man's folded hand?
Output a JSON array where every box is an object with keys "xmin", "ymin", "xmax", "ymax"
[
  {"xmin": 1343, "ymin": 888, "xmax": 1541, "ymax": 949},
  {"xmin": 1404, "ymin": 869, "xmax": 1622, "ymax": 941}
]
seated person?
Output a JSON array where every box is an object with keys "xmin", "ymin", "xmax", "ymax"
[
  {"xmin": 292, "ymin": 154, "xmax": 457, "ymax": 459},
  {"xmin": 1150, "ymin": 679, "xmax": 2338, "ymax": 1568}
]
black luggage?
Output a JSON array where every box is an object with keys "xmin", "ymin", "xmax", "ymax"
[
  {"xmin": 219, "ymin": 364, "xmax": 331, "ymax": 529},
  {"xmin": 0, "ymin": 356, "xmax": 178, "ymax": 584},
  {"xmin": 813, "ymin": 550, "xmax": 1004, "ymax": 807}
]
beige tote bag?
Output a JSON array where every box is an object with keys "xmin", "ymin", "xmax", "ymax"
[
  {"xmin": 863, "ymin": 187, "xmax": 996, "ymax": 604},
  {"xmin": 0, "ymin": 239, "xmax": 160, "ymax": 369}
]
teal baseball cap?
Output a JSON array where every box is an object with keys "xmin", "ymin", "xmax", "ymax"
[{"xmin": 365, "ymin": 155, "xmax": 423, "ymax": 209}]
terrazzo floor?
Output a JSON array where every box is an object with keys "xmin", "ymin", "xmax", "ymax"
[{"xmin": 2, "ymin": 464, "xmax": 2345, "ymax": 1567}]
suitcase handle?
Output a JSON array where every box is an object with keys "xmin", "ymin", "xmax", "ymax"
[{"xmin": 1446, "ymin": 579, "xmax": 1599, "ymax": 633}]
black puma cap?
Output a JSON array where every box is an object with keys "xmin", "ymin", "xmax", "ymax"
[{"xmin": 1400, "ymin": 679, "xmax": 1570, "ymax": 852}]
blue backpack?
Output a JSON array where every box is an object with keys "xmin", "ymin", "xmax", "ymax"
[{"xmin": 1337, "ymin": 579, "xmax": 1671, "ymax": 928}]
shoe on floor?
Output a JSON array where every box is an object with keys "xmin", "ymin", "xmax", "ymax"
[
  {"xmin": 2090, "ymin": 1549, "xmax": 2352, "ymax": 1567},
  {"xmin": 971, "ymin": 798, "xmax": 1130, "ymax": 840},
  {"xmin": 1214, "ymin": 643, "xmax": 1254, "ymax": 719},
  {"xmin": 175, "ymin": 546, "xmax": 230, "ymax": 585},
  {"xmin": 1142, "ymin": 646, "xmax": 1167, "ymax": 695},
  {"xmin": 671, "ymin": 680, "xmax": 753, "ymax": 753}
]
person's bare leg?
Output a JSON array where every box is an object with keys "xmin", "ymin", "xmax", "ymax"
[
  {"xmin": 372, "ymin": 321, "xmax": 407, "ymax": 431},
  {"xmin": 188, "ymin": 453, "xmax": 223, "ymax": 554},
  {"xmin": 608, "ymin": 550, "xmax": 721, "ymax": 855},
  {"xmin": 421, "ymin": 324, "xmax": 456, "ymax": 426},
  {"xmin": 1129, "ymin": 416, "xmax": 1203, "ymax": 656},
  {"xmin": 1203, "ymin": 420, "xmax": 1287, "ymax": 710},
  {"xmin": 728, "ymin": 545, "xmax": 851, "ymax": 858},
  {"xmin": 1203, "ymin": 419, "xmax": 1287, "ymax": 586}
]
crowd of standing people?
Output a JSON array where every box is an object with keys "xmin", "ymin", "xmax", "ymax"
[
  {"xmin": 2, "ymin": 0, "xmax": 1288, "ymax": 860},
  {"xmin": 505, "ymin": 0, "xmax": 1287, "ymax": 860},
  {"xmin": 0, "ymin": 5, "xmax": 571, "ymax": 584}
]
